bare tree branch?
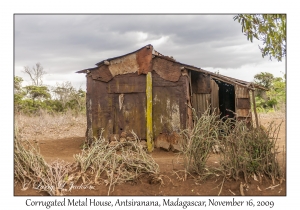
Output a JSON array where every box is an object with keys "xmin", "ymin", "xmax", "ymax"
[{"xmin": 23, "ymin": 63, "xmax": 47, "ymax": 86}]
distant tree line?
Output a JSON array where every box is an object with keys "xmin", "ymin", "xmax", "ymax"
[
  {"xmin": 253, "ymin": 72, "xmax": 286, "ymax": 113},
  {"xmin": 14, "ymin": 63, "xmax": 86, "ymax": 115}
]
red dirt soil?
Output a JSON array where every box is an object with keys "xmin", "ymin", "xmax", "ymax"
[{"xmin": 14, "ymin": 117, "xmax": 286, "ymax": 196}]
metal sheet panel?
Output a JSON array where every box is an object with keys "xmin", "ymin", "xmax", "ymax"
[
  {"xmin": 152, "ymin": 57, "xmax": 182, "ymax": 82},
  {"xmin": 113, "ymin": 93, "xmax": 146, "ymax": 139},
  {"xmin": 192, "ymin": 93, "xmax": 211, "ymax": 118},
  {"xmin": 152, "ymin": 72, "xmax": 187, "ymax": 139},
  {"xmin": 107, "ymin": 73, "xmax": 146, "ymax": 93},
  {"xmin": 108, "ymin": 53, "xmax": 139, "ymax": 77},
  {"xmin": 89, "ymin": 78, "xmax": 114, "ymax": 140},
  {"xmin": 136, "ymin": 46, "xmax": 153, "ymax": 75},
  {"xmin": 91, "ymin": 65, "xmax": 113, "ymax": 82}
]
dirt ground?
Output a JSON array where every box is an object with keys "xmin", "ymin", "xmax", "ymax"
[{"xmin": 14, "ymin": 114, "xmax": 286, "ymax": 196}]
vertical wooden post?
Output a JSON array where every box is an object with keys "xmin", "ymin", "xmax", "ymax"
[
  {"xmin": 251, "ymin": 90, "xmax": 259, "ymax": 128},
  {"xmin": 146, "ymin": 72, "xmax": 154, "ymax": 152}
]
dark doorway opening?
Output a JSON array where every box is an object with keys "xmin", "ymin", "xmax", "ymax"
[{"xmin": 214, "ymin": 80, "xmax": 235, "ymax": 119}]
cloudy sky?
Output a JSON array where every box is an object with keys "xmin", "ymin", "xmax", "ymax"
[{"xmin": 14, "ymin": 14, "xmax": 286, "ymax": 90}]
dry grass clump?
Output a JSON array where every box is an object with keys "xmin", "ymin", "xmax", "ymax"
[
  {"xmin": 14, "ymin": 135, "xmax": 75, "ymax": 195},
  {"xmin": 180, "ymin": 108, "xmax": 221, "ymax": 180},
  {"xmin": 219, "ymin": 119, "xmax": 284, "ymax": 185},
  {"xmin": 179, "ymin": 107, "xmax": 284, "ymax": 186},
  {"xmin": 74, "ymin": 131, "xmax": 161, "ymax": 195}
]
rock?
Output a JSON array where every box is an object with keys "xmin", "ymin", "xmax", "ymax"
[
  {"xmin": 169, "ymin": 132, "xmax": 181, "ymax": 145},
  {"xmin": 155, "ymin": 134, "xmax": 170, "ymax": 151},
  {"xmin": 170, "ymin": 144, "xmax": 181, "ymax": 152}
]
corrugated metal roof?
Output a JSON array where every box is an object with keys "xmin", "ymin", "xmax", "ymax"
[{"xmin": 75, "ymin": 44, "xmax": 266, "ymax": 90}]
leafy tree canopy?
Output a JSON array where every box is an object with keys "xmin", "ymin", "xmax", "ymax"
[
  {"xmin": 14, "ymin": 76, "xmax": 23, "ymax": 91},
  {"xmin": 24, "ymin": 85, "xmax": 51, "ymax": 101},
  {"xmin": 254, "ymin": 72, "xmax": 274, "ymax": 89},
  {"xmin": 253, "ymin": 72, "xmax": 285, "ymax": 112},
  {"xmin": 234, "ymin": 14, "xmax": 286, "ymax": 61}
]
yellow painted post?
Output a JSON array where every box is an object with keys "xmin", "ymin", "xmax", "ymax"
[{"xmin": 146, "ymin": 72, "xmax": 154, "ymax": 152}]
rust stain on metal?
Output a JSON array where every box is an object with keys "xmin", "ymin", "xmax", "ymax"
[
  {"xmin": 152, "ymin": 57, "xmax": 182, "ymax": 82},
  {"xmin": 91, "ymin": 65, "xmax": 113, "ymax": 82},
  {"xmin": 136, "ymin": 45, "xmax": 153, "ymax": 75}
]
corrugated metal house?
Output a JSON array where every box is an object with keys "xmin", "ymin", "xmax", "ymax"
[{"xmin": 76, "ymin": 44, "xmax": 263, "ymax": 151}]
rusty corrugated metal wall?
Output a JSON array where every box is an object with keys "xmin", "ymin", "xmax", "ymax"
[
  {"xmin": 152, "ymin": 71, "xmax": 187, "ymax": 138},
  {"xmin": 192, "ymin": 94, "xmax": 211, "ymax": 117},
  {"xmin": 85, "ymin": 45, "xmax": 253, "ymax": 144},
  {"xmin": 86, "ymin": 47, "xmax": 189, "ymax": 142}
]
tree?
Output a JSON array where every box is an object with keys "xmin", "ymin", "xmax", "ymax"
[
  {"xmin": 233, "ymin": 14, "xmax": 286, "ymax": 61},
  {"xmin": 14, "ymin": 76, "xmax": 23, "ymax": 91},
  {"xmin": 14, "ymin": 76, "xmax": 26, "ymax": 112},
  {"xmin": 253, "ymin": 72, "xmax": 286, "ymax": 112},
  {"xmin": 266, "ymin": 77, "xmax": 286, "ymax": 111},
  {"xmin": 254, "ymin": 72, "xmax": 274, "ymax": 89},
  {"xmin": 23, "ymin": 63, "xmax": 47, "ymax": 86},
  {"xmin": 24, "ymin": 85, "xmax": 50, "ymax": 103},
  {"xmin": 53, "ymin": 81, "xmax": 86, "ymax": 113},
  {"xmin": 53, "ymin": 81, "xmax": 76, "ymax": 109}
]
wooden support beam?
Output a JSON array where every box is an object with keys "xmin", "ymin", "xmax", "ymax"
[
  {"xmin": 251, "ymin": 90, "xmax": 259, "ymax": 128},
  {"xmin": 146, "ymin": 72, "xmax": 154, "ymax": 152}
]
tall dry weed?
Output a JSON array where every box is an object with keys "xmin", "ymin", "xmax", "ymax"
[{"xmin": 180, "ymin": 108, "xmax": 221, "ymax": 180}]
